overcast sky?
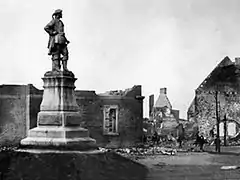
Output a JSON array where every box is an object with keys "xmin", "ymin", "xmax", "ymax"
[{"xmin": 1, "ymin": 0, "xmax": 240, "ymax": 119}]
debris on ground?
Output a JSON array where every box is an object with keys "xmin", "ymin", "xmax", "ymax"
[
  {"xmin": 153, "ymin": 162, "xmax": 166, "ymax": 167},
  {"xmin": 98, "ymin": 145, "xmax": 178, "ymax": 157},
  {"xmin": 98, "ymin": 147, "xmax": 111, "ymax": 152},
  {"xmin": 0, "ymin": 146, "xmax": 17, "ymax": 152},
  {"xmin": 221, "ymin": 166, "xmax": 240, "ymax": 170}
]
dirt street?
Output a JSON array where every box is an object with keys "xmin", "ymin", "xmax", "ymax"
[
  {"xmin": 136, "ymin": 150, "xmax": 240, "ymax": 180},
  {"xmin": 1, "ymin": 146, "xmax": 240, "ymax": 179}
]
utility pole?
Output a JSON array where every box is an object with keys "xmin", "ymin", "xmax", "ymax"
[
  {"xmin": 215, "ymin": 90, "xmax": 221, "ymax": 153},
  {"xmin": 223, "ymin": 114, "xmax": 227, "ymax": 146}
]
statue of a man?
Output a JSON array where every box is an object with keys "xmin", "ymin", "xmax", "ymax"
[{"xmin": 44, "ymin": 9, "xmax": 70, "ymax": 72}]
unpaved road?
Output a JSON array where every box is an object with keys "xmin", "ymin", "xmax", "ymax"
[{"xmin": 136, "ymin": 152, "xmax": 240, "ymax": 180}]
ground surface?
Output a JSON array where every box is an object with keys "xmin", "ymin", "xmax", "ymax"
[
  {"xmin": 0, "ymin": 149, "xmax": 148, "ymax": 180},
  {"xmin": 136, "ymin": 146, "xmax": 240, "ymax": 180},
  {"xmin": 1, "ymin": 146, "xmax": 240, "ymax": 180}
]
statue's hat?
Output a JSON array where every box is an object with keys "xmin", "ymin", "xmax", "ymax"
[{"xmin": 53, "ymin": 9, "xmax": 62, "ymax": 16}]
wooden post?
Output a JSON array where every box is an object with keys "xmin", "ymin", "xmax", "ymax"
[
  {"xmin": 223, "ymin": 114, "xmax": 227, "ymax": 146},
  {"xmin": 215, "ymin": 90, "xmax": 221, "ymax": 153}
]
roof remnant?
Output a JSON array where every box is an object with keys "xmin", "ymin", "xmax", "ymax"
[{"xmin": 99, "ymin": 85, "xmax": 141, "ymax": 96}]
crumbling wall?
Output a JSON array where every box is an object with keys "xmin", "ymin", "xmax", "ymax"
[
  {"xmin": 191, "ymin": 86, "xmax": 240, "ymax": 137},
  {"xmin": 184, "ymin": 121, "xmax": 199, "ymax": 139},
  {"xmin": 188, "ymin": 57, "xmax": 240, "ymax": 138},
  {"xmin": 28, "ymin": 85, "xmax": 43, "ymax": 130},
  {"xmin": 195, "ymin": 90, "xmax": 216, "ymax": 137},
  {"xmin": 76, "ymin": 85, "xmax": 144, "ymax": 148},
  {"xmin": 0, "ymin": 85, "xmax": 28, "ymax": 146},
  {"xmin": 152, "ymin": 107, "xmax": 179, "ymax": 136}
]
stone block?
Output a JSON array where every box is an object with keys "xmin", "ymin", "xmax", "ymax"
[
  {"xmin": 40, "ymin": 73, "xmax": 79, "ymax": 112},
  {"xmin": 28, "ymin": 127, "xmax": 65, "ymax": 138},
  {"xmin": 38, "ymin": 112, "xmax": 62, "ymax": 125},
  {"xmin": 37, "ymin": 111, "xmax": 83, "ymax": 126},
  {"xmin": 27, "ymin": 126, "xmax": 89, "ymax": 139},
  {"xmin": 20, "ymin": 136, "xmax": 96, "ymax": 150}
]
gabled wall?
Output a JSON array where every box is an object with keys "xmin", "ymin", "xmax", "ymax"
[{"xmin": 188, "ymin": 56, "xmax": 240, "ymax": 137}]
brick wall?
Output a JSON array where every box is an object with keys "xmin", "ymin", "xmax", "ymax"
[
  {"xmin": 0, "ymin": 84, "xmax": 144, "ymax": 148},
  {"xmin": 151, "ymin": 106, "xmax": 179, "ymax": 136},
  {"xmin": 75, "ymin": 86, "xmax": 144, "ymax": 148},
  {"xmin": 0, "ymin": 85, "xmax": 28, "ymax": 146},
  {"xmin": 188, "ymin": 57, "xmax": 240, "ymax": 137},
  {"xmin": 191, "ymin": 88, "xmax": 240, "ymax": 137},
  {"xmin": 28, "ymin": 85, "xmax": 43, "ymax": 130}
]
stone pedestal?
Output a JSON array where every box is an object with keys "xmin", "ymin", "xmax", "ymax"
[{"xmin": 21, "ymin": 71, "xmax": 96, "ymax": 150}]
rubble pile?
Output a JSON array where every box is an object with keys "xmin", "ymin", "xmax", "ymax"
[
  {"xmin": 0, "ymin": 146, "xmax": 17, "ymax": 152},
  {"xmin": 227, "ymin": 133, "xmax": 240, "ymax": 146},
  {"xmin": 228, "ymin": 140, "xmax": 240, "ymax": 146},
  {"xmin": 98, "ymin": 146, "xmax": 177, "ymax": 157}
]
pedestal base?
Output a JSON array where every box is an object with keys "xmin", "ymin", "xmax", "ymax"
[
  {"xmin": 20, "ymin": 70, "xmax": 97, "ymax": 151},
  {"xmin": 38, "ymin": 111, "xmax": 83, "ymax": 126},
  {"xmin": 21, "ymin": 126, "xmax": 97, "ymax": 150}
]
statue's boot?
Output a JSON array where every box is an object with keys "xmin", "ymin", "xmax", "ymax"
[
  {"xmin": 62, "ymin": 60, "xmax": 69, "ymax": 72},
  {"xmin": 52, "ymin": 60, "xmax": 61, "ymax": 72}
]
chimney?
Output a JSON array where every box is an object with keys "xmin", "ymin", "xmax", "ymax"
[
  {"xmin": 149, "ymin": 95, "xmax": 154, "ymax": 117},
  {"xmin": 235, "ymin": 57, "xmax": 240, "ymax": 66},
  {"xmin": 160, "ymin": 88, "xmax": 167, "ymax": 95}
]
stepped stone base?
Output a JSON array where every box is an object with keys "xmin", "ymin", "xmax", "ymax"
[
  {"xmin": 27, "ymin": 126, "xmax": 90, "ymax": 138},
  {"xmin": 20, "ymin": 70, "xmax": 97, "ymax": 151},
  {"xmin": 20, "ymin": 137, "xmax": 97, "ymax": 151},
  {"xmin": 21, "ymin": 126, "xmax": 97, "ymax": 150}
]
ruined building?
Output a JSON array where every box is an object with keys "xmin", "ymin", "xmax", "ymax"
[
  {"xmin": 188, "ymin": 56, "xmax": 240, "ymax": 138},
  {"xmin": 149, "ymin": 88, "xmax": 180, "ymax": 136},
  {"xmin": 0, "ymin": 84, "xmax": 144, "ymax": 148}
]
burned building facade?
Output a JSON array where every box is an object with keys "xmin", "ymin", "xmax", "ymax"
[
  {"xmin": 188, "ymin": 56, "xmax": 240, "ymax": 139},
  {"xmin": 0, "ymin": 84, "xmax": 144, "ymax": 148},
  {"xmin": 149, "ymin": 88, "xmax": 180, "ymax": 136}
]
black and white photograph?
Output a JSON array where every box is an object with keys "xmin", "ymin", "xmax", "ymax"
[{"xmin": 1, "ymin": 0, "xmax": 240, "ymax": 179}]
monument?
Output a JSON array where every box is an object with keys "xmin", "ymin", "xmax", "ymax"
[
  {"xmin": 8, "ymin": 10, "xmax": 147, "ymax": 180},
  {"xmin": 20, "ymin": 9, "xmax": 96, "ymax": 150}
]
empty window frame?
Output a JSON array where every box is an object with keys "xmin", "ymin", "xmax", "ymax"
[{"xmin": 103, "ymin": 105, "xmax": 119, "ymax": 135}]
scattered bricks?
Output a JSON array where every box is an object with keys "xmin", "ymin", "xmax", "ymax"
[
  {"xmin": 98, "ymin": 147, "xmax": 110, "ymax": 152},
  {"xmin": 110, "ymin": 145, "xmax": 178, "ymax": 157}
]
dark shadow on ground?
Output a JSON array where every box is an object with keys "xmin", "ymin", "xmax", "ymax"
[
  {"xmin": 0, "ymin": 151, "xmax": 11, "ymax": 179},
  {"xmin": 0, "ymin": 149, "xmax": 149, "ymax": 180}
]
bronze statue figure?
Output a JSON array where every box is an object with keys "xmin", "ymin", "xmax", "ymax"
[{"xmin": 44, "ymin": 9, "xmax": 70, "ymax": 72}]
